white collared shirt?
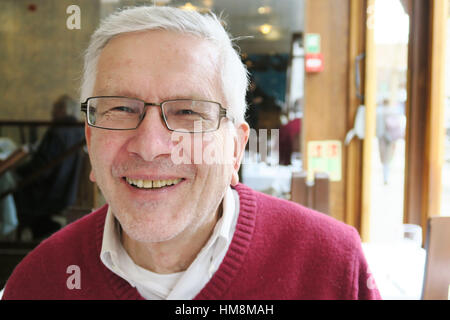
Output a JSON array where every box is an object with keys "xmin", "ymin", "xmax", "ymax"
[{"xmin": 100, "ymin": 187, "xmax": 240, "ymax": 300}]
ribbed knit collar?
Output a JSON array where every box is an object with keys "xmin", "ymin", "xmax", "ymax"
[
  {"xmin": 94, "ymin": 183, "xmax": 257, "ymax": 300},
  {"xmin": 194, "ymin": 184, "xmax": 257, "ymax": 299}
]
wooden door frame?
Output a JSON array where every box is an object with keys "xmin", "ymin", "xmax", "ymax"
[
  {"xmin": 345, "ymin": 0, "xmax": 367, "ymax": 235},
  {"xmin": 404, "ymin": 0, "xmax": 447, "ymax": 241},
  {"xmin": 360, "ymin": 0, "xmax": 377, "ymax": 242},
  {"xmin": 304, "ymin": 0, "xmax": 446, "ymax": 243}
]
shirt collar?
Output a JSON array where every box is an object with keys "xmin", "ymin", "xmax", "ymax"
[
  {"xmin": 100, "ymin": 205, "xmax": 135, "ymax": 284},
  {"xmin": 202, "ymin": 186, "xmax": 236, "ymax": 253}
]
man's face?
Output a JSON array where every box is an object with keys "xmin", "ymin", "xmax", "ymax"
[{"xmin": 85, "ymin": 30, "xmax": 248, "ymax": 243}]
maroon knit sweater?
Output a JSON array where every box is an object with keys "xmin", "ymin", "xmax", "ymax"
[{"xmin": 3, "ymin": 184, "xmax": 381, "ymax": 300}]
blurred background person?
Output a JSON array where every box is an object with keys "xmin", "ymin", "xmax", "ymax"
[
  {"xmin": 13, "ymin": 94, "xmax": 85, "ymax": 240},
  {"xmin": 376, "ymin": 99, "xmax": 406, "ymax": 185}
]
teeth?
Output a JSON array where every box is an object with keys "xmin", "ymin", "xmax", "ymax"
[
  {"xmin": 125, "ymin": 177, "xmax": 182, "ymax": 189},
  {"xmin": 143, "ymin": 180, "xmax": 152, "ymax": 188}
]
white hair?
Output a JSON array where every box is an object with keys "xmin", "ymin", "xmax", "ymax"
[{"xmin": 80, "ymin": 6, "xmax": 249, "ymax": 125}]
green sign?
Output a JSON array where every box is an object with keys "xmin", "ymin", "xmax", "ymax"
[
  {"xmin": 307, "ymin": 140, "xmax": 342, "ymax": 182},
  {"xmin": 305, "ymin": 34, "xmax": 321, "ymax": 54}
]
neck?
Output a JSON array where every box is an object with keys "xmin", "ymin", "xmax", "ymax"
[{"xmin": 121, "ymin": 204, "xmax": 222, "ymax": 274}]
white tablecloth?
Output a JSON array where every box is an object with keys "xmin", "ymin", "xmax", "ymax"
[
  {"xmin": 241, "ymin": 159, "xmax": 302, "ymax": 198},
  {"xmin": 362, "ymin": 241, "xmax": 426, "ymax": 300}
]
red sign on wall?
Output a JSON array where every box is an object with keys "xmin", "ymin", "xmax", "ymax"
[{"xmin": 305, "ymin": 53, "xmax": 324, "ymax": 73}]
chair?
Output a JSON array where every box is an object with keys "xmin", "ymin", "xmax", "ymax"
[
  {"xmin": 0, "ymin": 147, "xmax": 28, "ymax": 177},
  {"xmin": 290, "ymin": 171, "xmax": 330, "ymax": 215},
  {"xmin": 421, "ymin": 216, "xmax": 450, "ymax": 300},
  {"xmin": 0, "ymin": 240, "xmax": 41, "ymax": 289}
]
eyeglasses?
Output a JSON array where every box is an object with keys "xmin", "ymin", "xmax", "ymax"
[{"xmin": 81, "ymin": 96, "xmax": 233, "ymax": 133}]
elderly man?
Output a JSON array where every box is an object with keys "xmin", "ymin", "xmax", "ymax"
[{"xmin": 2, "ymin": 6, "xmax": 380, "ymax": 300}]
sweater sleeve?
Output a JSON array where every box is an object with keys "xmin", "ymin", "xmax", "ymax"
[{"xmin": 350, "ymin": 229, "xmax": 382, "ymax": 300}]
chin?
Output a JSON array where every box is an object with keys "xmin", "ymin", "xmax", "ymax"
[
  {"xmin": 121, "ymin": 222, "xmax": 185, "ymax": 243},
  {"xmin": 115, "ymin": 205, "xmax": 192, "ymax": 243}
]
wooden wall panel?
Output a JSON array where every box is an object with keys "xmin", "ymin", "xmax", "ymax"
[{"xmin": 304, "ymin": 0, "xmax": 350, "ymax": 222}]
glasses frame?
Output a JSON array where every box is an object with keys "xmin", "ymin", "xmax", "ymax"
[{"xmin": 80, "ymin": 96, "xmax": 232, "ymax": 133}]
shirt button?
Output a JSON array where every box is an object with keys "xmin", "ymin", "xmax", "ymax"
[{"xmin": 208, "ymin": 264, "xmax": 215, "ymax": 278}]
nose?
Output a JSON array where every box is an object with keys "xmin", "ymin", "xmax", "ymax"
[{"xmin": 126, "ymin": 106, "xmax": 174, "ymax": 162}]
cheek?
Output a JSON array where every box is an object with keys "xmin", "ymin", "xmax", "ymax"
[
  {"xmin": 89, "ymin": 133, "xmax": 125, "ymax": 177},
  {"xmin": 171, "ymin": 132, "xmax": 233, "ymax": 166},
  {"xmin": 201, "ymin": 132, "xmax": 234, "ymax": 166},
  {"xmin": 196, "ymin": 135, "xmax": 235, "ymax": 185}
]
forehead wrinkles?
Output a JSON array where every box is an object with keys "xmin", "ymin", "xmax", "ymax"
[
  {"xmin": 95, "ymin": 31, "xmax": 223, "ymax": 102},
  {"xmin": 190, "ymin": 46, "xmax": 222, "ymax": 101}
]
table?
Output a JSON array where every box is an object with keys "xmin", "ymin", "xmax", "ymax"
[
  {"xmin": 241, "ymin": 153, "xmax": 302, "ymax": 198},
  {"xmin": 241, "ymin": 162, "xmax": 295, "ymax": 198},
  {"xmin": 362, "ymin": 241, "xmax": 426, "ymax": 300}
]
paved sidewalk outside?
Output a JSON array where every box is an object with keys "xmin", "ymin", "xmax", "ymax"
[{"xmin": 370, "ymin": 138, "xmax": 406, "ymax": 243}]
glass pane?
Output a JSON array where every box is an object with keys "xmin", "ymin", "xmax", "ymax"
[{"xmin": 369, "ymin": 0, "xmax": 409, "ymax": 242}]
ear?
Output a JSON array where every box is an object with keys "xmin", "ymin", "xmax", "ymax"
[
  {"xmin": 85, "ymin": 123, "xmax": 96, "ymax": 183},
  {"xmin": 89, "ymin": 170, "xmax": 96, "ymax": 183},
  {"xmin": 85, "ymin": 120, "xmax": 91, "ymax": 151},
  {"xmin": 230, "ymin": 122, "xmax": 249, "ymax": 186}
]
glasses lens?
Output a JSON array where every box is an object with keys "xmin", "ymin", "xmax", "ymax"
[
  {"xmin": 163, "ymin": 100, "xmax": 220, "ymax": 132},
  {"xmin": 88, "ymin": 97, "xmax": 144, "ymax": 129}
]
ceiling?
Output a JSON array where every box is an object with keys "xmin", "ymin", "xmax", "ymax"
[{"xmin": 104, "ymin": 0, "xmax": 305, "ymax": 54}]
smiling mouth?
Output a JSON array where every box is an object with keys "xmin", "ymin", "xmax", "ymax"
[{"xmin": 124, "ymin": 177, "xmax": 184, "ymax": 190}]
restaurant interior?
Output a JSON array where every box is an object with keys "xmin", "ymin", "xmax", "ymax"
[{"xmin": 0, "ymin": 0, "xmax": 449, "ymax": 300}]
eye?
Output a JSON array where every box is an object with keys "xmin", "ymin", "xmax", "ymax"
[
  {"xmin": 177, "ymin": 109, "xmax": 197, "ymax": 115},
  {"xmin": 110, "ymin": 106, "xmax": 137, "ymax": 113}
]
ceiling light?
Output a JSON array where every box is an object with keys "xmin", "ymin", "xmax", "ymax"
[
  {"xmin": 259, "ymin": 24, "xmax": 273, "ymax": 35},
  {"xmin": 265, "ymin": 29, "xmax": 281, "ymax": 40},
  {"xmin": 258, "ymin": 6, "xmax": 272, "ymax": 14},
  {"xmin": 180, "ymin": 2, "xmax": 197, "ymax": 11},
  {"xmin": 203, "ymin": 0, "xmax": 213, "ymax": 8}
]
